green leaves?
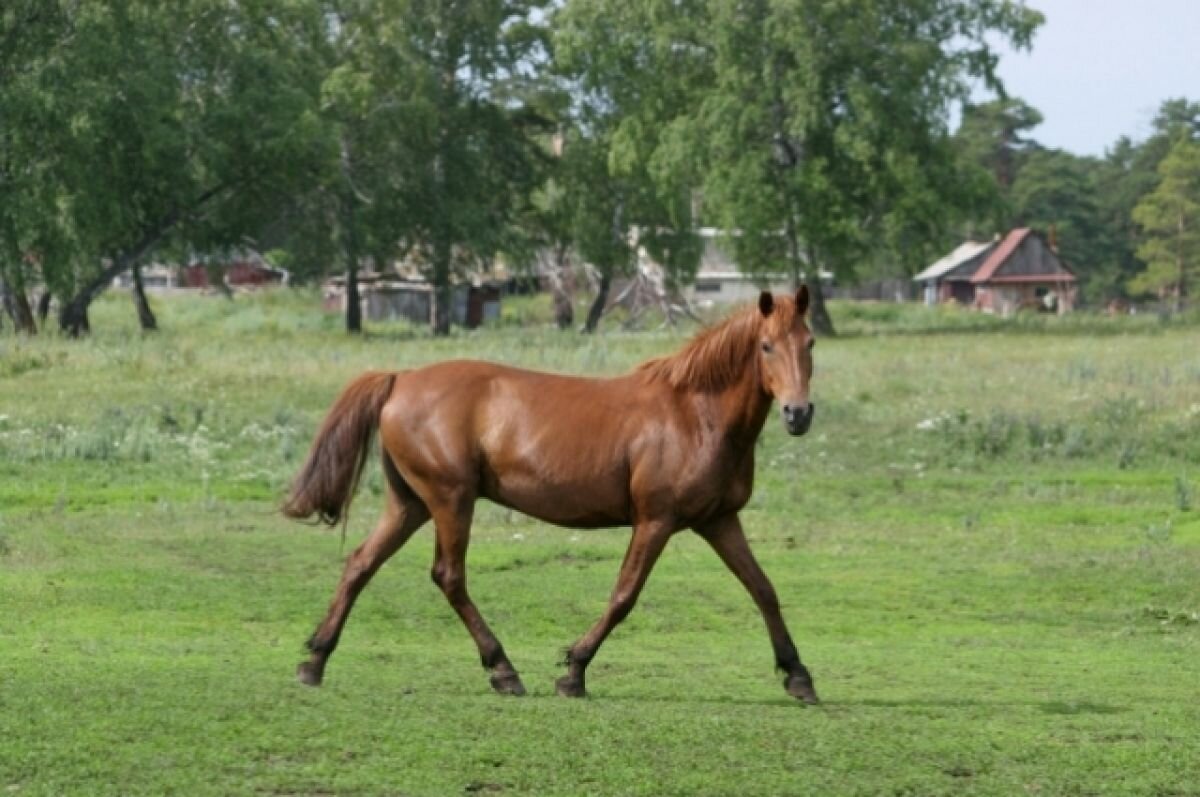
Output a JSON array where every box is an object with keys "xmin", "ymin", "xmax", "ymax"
[{"xmin": 1130, "ymin": 138, "xmax": 1200, "ymax": 305}]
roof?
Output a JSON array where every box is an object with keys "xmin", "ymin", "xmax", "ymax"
[
  {"xmin": 970, "ymin": 228, "xmax": 1076, "ymax": 284},
  {"xmin": 913, "ymin": 240, "xmax": 993, "ymax": 282},
  {"xmin": 970, "ymin": 228, "xmax": 1032, "ymax": 284}
]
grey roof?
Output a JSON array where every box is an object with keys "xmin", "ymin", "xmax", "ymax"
[{"xmin": 913, "ymin": 240, "xmax": 993, "ymax": 282}]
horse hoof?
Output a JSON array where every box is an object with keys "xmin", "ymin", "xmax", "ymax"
[
  {"xmin": 489, "ymin": 671, "xmax": 527, "ymax": 696},
  {"xmin": 555, "ymin": 676, "xmax": 586, "ymax": 698},
  {"xmin": 784, "ymin": 674, "xmax": 819, "ymax": 705},
  {"xmin": 297, "ymin": 661, "xmax": 324, "ymax": 687}
]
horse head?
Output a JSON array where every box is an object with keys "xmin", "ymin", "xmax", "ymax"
[{"xmin": 756, "ymin": 286, "xmax": 815, "ymax": 436}]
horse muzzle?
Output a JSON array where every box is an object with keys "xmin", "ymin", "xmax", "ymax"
[{"xmin": 782, "ymin": 402, "xmax": 814, "ymax": 437}]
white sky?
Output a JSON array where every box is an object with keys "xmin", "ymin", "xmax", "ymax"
[{"xmin": 980, "ymin": 0, "xmax": 1200, "ymax": 156}]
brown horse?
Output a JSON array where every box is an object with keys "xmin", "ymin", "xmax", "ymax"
[{"xmin": 283, "ymin": 288, "xmax": 819, "ymax": 703}]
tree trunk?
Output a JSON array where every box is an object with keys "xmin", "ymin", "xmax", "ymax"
[
  {"xmin": 551, "ymin": 245, "xmax": 574, "ymax": 330},
  {"xmin": 339, "ymin": 136, "xmax": 363, "ymax": 335},
  {"xmin": 801, "ymin": 246, "xmax": 836, "ymax": 336},
  {"xmin": 12, "ymin": 288, "xmax": 37, "ymax": 334},
  {"xmin": 131, "ymin": 264, "xmax": 158, "ymax": 331},
  {"xmin": 342, "ymin": 192, "xmax": 361, "ymax": 335},
  {"xmin": 433, "ymin": 281, "xmax": 452, "ymax": 335},
  {"xmin": 57, "ymin": 184, "xmax": 228, "ymax": 335},
  {"xmin": 60, "ymin": 226, "xmax": 185, "ymax": 335},
  {"xmin": 345, "ymin": 264, "xmax": 362, "ymax": 334},
  {"xmin": 60, "ymin": 257, "xmax": 133, "ymax": 337},
  {"xmin": 430, "ymin": 237, "xmax": 453, "ymax": 336},
  {"xmin": 1, "ymin": 276, "xmax": 38, "ymax": 334},
  {"xmin": 806, "ymin": 277, "xmax": 835, "ymax": 337},
  {"xmin": 583, "ymin": 270, "xmax": 611, "ymax": 334},
  {"xmin": 553, "ymin": 288, "xmax": 574, "ymax": 330},
  {"xmin": 1176, "ymin": 211, "xmax": 1185, "ymax": 315},
  {"xmin": 36, "ymin": 290, "xmax": 52, "ymax": 327},
  {"xmin": 59, "ymin": 293, "xmax": 93, "ymax": 337}
]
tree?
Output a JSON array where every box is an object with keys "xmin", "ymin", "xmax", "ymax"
[
  {"xmin": 1130, "ymin": 138, "xmax": 1200, "ymax": 310},
  {"xmin": 552, "ymin": 0, "xmax": 707, "ymax": 333},
  {"xmin": 1091, "ymin": 99, "xmax": 1200, "ymax": 301},
  {"xmin": 1, "ymin": 1, "xmax": 327, "ymax": 336},
  {"xmin": 383, "ymin": 0, "xmax": 549, "ymax": 335},
  {"xmin": 956, "ymin": 98, "xmax": 1044, "ymax": 191},
  {"xmin": 0, "ymin": 1, "xmax": 74, "ymax": 334},
  {"xmin": 283, "ymin": 0, "xmax": 427, "ymax": 335},
  {"xmin": 694, "ymin": 0, "xmax": 1042, "ymax": 335}
]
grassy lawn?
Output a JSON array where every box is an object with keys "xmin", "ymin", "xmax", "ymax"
[{"xmin": 2, "ymin": 292, "xmax": 1199, "ymax": 795}]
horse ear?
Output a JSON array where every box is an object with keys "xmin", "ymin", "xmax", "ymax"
[
  {"xmin": 796, "ymin": 284, "xmax": 810, "ymax": 316},
  {"xmin": 758, "ymin": 291, "xmax": 775, "ymax": 317}
]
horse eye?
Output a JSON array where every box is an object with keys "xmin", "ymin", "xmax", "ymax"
[
  {"xmin": 761, "ymin": 341, "xmax": 773, "ymax": 353},
  {"xmin": 807, "ymin": 339, "xmax": 815, "ymax": 352}
]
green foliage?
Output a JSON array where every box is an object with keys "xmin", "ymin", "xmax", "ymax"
[
  {"xmin": 552, "ymin": 0, "xmax": 706, "ymax": 297},
  {"xmin": 1129, "ymin": 138, "xmax": 1200, "ymax": 306},
  {"xmin": 698, "ymin": 1, "xmax": 1041, "ymax": 283},
  {"xmin": 955, "ymin": 97, "xmax": 1044, "ymax": 196},
  {"xmin": 1008, "ymin": 148, "xmax": 1116, "ymax": 297}
]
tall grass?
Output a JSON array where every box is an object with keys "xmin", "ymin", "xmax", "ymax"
[{"xmin": 2, "ymin": 289, "xmax": 1198, "ymax": 502}]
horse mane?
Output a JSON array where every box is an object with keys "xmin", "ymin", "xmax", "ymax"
[{"xmin": 637, "ymin": 299, "xmax": 795, "ymax": 391}]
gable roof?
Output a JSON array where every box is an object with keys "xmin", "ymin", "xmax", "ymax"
[
  {"xmin": 971, "ymin": 228, "xmax": 1032, "ymax": 284},
  {"xmin": 913, "ymin": 240, "xmax": 994, "ymax": 282},
  {"xmin": 970, "ymin": 228, "xmax": 1075, "ymax": 284}
]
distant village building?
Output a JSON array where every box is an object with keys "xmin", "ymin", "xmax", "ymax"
[
  {"xmin": 683, "ymin": 228, "xmax": 830, "ymax": 304},
  {"xmin": 914, "ymin": 228, "xmax": 1077, "ymax": 314},
  {"xmin": 322, "ymin": 272, "xmax": 502, "ymax": 329},
  {"xmin": 111, "ymin": 253, "xmax": 288, "ymax": 291},
  {"xmin": 180, "ymin": 258, "xmax": 288, "ymax": 289}
]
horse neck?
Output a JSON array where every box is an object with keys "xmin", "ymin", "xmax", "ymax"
[{"xmin": 712, "ymin": 357, "xmax": 774, "ymax": 450}]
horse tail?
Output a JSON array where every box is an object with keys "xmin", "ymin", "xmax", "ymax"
[{"xmin": 282, "ymin": 371, "xmax": 397, "ymax": 526}]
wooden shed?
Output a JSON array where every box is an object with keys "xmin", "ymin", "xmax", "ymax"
[
  {"xmin": 322, "ymin": 274, "xmax": 501, "ymax": 329},
  {"xmin": 915, "ymin": 229, "xmax": 1077, "ymax": 314}
]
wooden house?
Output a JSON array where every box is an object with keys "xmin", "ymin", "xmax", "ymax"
[
  {"xmin": 322, "ymin": 273, "xmax": 502, "ymax": 329},
  {"xmin": 914, "ymin": 229, "xmax": 1077, "ymax": 314}
]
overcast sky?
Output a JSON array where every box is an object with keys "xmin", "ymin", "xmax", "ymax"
[{"xmin": 979, "ymin": 0, "xmax": 1200, "ymax": 157}]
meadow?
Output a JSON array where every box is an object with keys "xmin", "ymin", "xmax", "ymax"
[{"xmin": 1, "ymin": 291, "xmax": 1198, "ymax": 796}]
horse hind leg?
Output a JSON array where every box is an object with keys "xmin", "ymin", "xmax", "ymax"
[
  {"xmin": 297, "ymin": 462, "xmax": 429, "ymax": 686},
  {"xmin": 427, "ymin": 497, "xmax": 526, "ymax": 696}
]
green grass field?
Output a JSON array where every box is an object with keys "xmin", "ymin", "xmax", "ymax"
[{"xmin": 2, "ymin": 291, "xmax": 1199, "ymax": 796}]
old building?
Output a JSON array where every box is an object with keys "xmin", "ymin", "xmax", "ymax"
[
  {"xmin": 915, "ymin": 229, "xmax": 1077, "ymax": 314},
  {"xmin": 322, "ymin": 273, "xmax": 502, "ymax": 329}
]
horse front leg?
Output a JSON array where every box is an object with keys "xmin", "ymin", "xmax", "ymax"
[
  {"xmin": 557, "ymin": 518, "xmax": 673, "ymax": 698},
  {"xmin": 695, "ymin": 513, "xmax": 819, "ymax": 704}
]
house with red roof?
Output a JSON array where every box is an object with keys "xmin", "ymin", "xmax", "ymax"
[{"xmin": 914, "ymin": 228, "xmax": 1077, "ymax": 314}]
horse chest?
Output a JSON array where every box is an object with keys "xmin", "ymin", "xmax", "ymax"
[{"xmin": 670, "ymin": 445, "xmax": 756, "ymax": 522}]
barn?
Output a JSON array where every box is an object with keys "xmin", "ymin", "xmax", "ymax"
[{"xmin": 915, "ymin": 228, "xmax": 1077, "ymax": 314}]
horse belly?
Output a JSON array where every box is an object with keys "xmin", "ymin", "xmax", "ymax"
[{"xmin": 481, "ymin": 460, "xmax": 630, "ymax": 529}]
